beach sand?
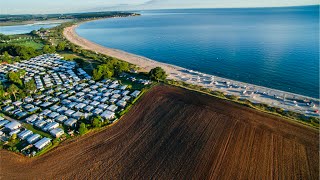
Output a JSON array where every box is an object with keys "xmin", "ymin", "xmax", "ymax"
[{"xmin": 63, "ymin": 24, "xmax": 319, "ymax": 116}]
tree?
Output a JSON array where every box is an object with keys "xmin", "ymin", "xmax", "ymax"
[
  {"xmin": 56, "ymin": 41, "xmax": 66, "ymax": 51},
  {"xmin": 13, "ymin": 56, "xmax": 21, "ymax": 62},
  {"xmin": 115, "ymin": 61, "xmax": 129, "ymax": 75},
  {"xmin": 1, "ymin": 51, "xmax": 11, "ymax": 62},
  {"xmin": 7, "ymin": 84, "xmax": 20, "ymax": 100},
  {"xmin": 31, "ymin": 30, "xmax": 37, "ymax": 36},
  {"xmin": 149, "ymin": 67, "xmax": 167, "ymax": 81},
  {"xmin": 92, "ymin": 64, "xmax": 114, "ymax": 81},
  {"xmin": 24, "ymin": 79, "xmax": 37, "ymax": 95},
  {"xmin": 7, "ymin": 71, "xmax": 23, "ymax": 86},
  {"xmin": 10, "ymin": 133, "xmax": 17, "ymax": 141},
  {"xmin": 78, "ymin": 123, "xmax": 88, "ymax": 135},
  {"xmin": 0, "ymin": 83, "xmax": 8, "ymax": 100},
  {"xmin": 92, "ymin": 116, "xmax": 102, "ymax": 128},
  {"xmin": 43, "ymin": 45, "xmax": 56, "ymax": 54},
  {"xmin": 93, "ymin": 68, "xmax": 103, "ymax": 81}
]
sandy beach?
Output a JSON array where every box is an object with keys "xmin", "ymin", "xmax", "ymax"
[{"xmin": 63, "ymin": 24, "xmax": 319, "ymax": 116}]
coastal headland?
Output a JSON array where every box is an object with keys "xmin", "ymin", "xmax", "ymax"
[{"xmin": 64, "ymin": 23, "xmax": 319, "ymax": 117}]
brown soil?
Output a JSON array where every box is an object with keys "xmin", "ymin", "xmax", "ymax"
[{"xmin": 0, "ymin": 85, "xmax": 318, "ymax": 179}]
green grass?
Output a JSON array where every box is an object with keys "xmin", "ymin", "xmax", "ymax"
[
  {"xmin": 11, "ymin": 41, "xmax": 44, "ymax": 50},
  {"xmin": 23, "ymin": 123, "xmax": 52, "ymax": 138},
  {"xmin": 60, "ymin": 52, "xmax": 80, "ymax": 60},
  {"xmin": 35, "ymin": 142, "xmax": 55, "ymax": 156}
]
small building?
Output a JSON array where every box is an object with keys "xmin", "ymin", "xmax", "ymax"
[
  {"xmin": 75, "ymin": 103, "xmax": 86, "ymax": 110},
  {"xmin": 40, "ymin": 109, "xmax": 52, "ymax": 116},
  {"xmin": 34, "ymin": 120, "xmax": 47, "ymax": 128},
  {"xmin": 57, "ymin": 106, "xmax": 68, "ymax": 113},
  {"xmin": 0, "ymin": 120, "xmax": 9, "ymax": 127},
  {"xmin": 131, "ymin": 90, "xmax": 141, "ymax": 97},
  {"xmin": 48, "ymin": 112, "xmax": 60, "ymax": 119},
  {"xmin": 107, "ymin": 105, "xmax": 118, "ymax": 112},
  {"xmin": 12, "ymin": 101, "xmax": 23, "ymax": 107},
  {"xmin": 116, "ymin": 100, "xmax": 127, "ymax": 108},
  {"xmin": 50, "ymin": 128, "xmax": 64, "ymax": 138},
  {"xmin": 90, "ymin": 101, "xmax": 100, "ymax": 107},
  {"xmin": 18, "ymin": 129, "xmax": 33, "ymax": 140},
  {"xmin": 119, "ymin": 85, "xmax": 128, "ymax": 90},
  {"xmin": 92, "ymin": 108, "xmax": 103, "ymax": 115},
  {"xmin": 3, "ymin": 106, "xmax": 14, "ymax": 112},
  {"xmin": 28, "ymin": 107, "xmax": 40, "ymax": 113},
  {"xmin": 64, "ymin": 118, "xmax": 77, "ymax": 128},
  {"xmin": 34, "ymin": 137, "xmax": 51, "ymax": 150},
  {"xmin": 64, "ymin": 110, "xmax": 75, "ymax": 117},
  {"xmin": 55, "ymin": 115, "xmax": 68, "ymax": 123},
  {"xmin": 27, "ymin": 134, "xmax": 41, "ymax": 144},
  {"xmin": 98, "ymin": 104, "xmax": 108, "ymax": 110},
  {"xmin": 122, "ymin": 90, "xmax": 130, "ymax": 96},
  {"xmin": 5, "ymin": 121, "xmax": 21, "ymax": 131},
  {"xmin": 43, "ymin": 122, "xmax": 59, "ymax": 131},
  {"xmin": 101, "ymin": 110, "xmax": 115, "ymax": 120},
  {"xmin": 25, "ymin": 114, "xmax": 38, "ymax": 123},
  {"xmin": 111, "ymin": 94, "xmax": 121, "ymax": 99},
  {"xmin": 50, "ymin": 105, "xmax": 60, "ymax": 111},
  {"xmin": 121, "ymin": 96, "xmax": 131, "ymax": 101},
  {"xmin": 99, "ymin": 97, "xmax": 109, "ymax": 103},
  {"xmin": 84, "ymin": 105, "xmax": 94, "ymax": 112},
  {"xmin": 72, "ymin": 111, "xmax": 84, "ymax": 120},
  {"xmin": 24, "ymin": 97, "xmax": 34, "ymax": 103},
  {"xmin": 9, "ymin": 129, "xmax": 21, "ymax": 136}
]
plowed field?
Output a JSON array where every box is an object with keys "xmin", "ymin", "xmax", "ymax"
[{"xmin": 1, "ymin": 85, "xmax": 318, "ymax": 179}]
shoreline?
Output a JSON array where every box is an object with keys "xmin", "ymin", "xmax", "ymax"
[
  {"xmin": 0, "ymin": 19, "xmax": 72, "ymax": 27},
  {"xmin": 63, "ymin": 23, "xmax": 319, "ymax": 116}
]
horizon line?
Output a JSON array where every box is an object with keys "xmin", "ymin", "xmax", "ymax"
[{"xmin": 0, "ymin": 4, "xmax": 318, "ymax": 16}]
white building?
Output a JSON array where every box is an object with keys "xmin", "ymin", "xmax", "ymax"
[
  {"xmin": 34, "ymin": 137, "xmax": 51, "ymax": 150},
  {"xmin": 50, "ymin": 128, "xmax": 64, "ymax": 138},
  {"xmin": 27, "ymin": 134, "xmax": 41, "ymax": 144},
  {"xmin": 5, "ymin": 121, "xmax": 21, "ymax": 131}
]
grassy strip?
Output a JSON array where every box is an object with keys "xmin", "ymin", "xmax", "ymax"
[
  {"xmin": 23, "ymin": 123, "xmax": 52, "ymax": 138},
  {"xmin": 35, "ymin": 142, "xmax": 57, "ymax": 156}
]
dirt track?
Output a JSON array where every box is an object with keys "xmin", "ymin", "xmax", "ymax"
[{"xmin": 0, "ymin": 85, "xmax": 318, "ymax": 179}]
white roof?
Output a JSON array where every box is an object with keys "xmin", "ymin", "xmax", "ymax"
[
  {"xmin": 18, "ymin": 129, "xmax": 33, "ymax": 140},
  {"xmin": 64, "ymin": 118, "xmax": 77, "ymax": 127},
  {"xmin": 27, "ymin": 134, "xmax": 41, "ymax": 144},
  {"xmin": 50, "ymin": 128, "xmax": 64, "ymax": 137},
  {"xmin": 107, "ymin": 105, "xmax": 118, "ymax": 112},
  {"xmin": 5, "ymin": 121, "xmax": 21, "ymax": 130},
  {"xmin": 34, "ymin": 137, "xmax": 51, "ymax": 149}
]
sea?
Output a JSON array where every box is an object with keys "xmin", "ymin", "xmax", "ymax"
[
  {"xmin": 78, "ymin": 6, "xmax": 318, "ymax": 98},
  {"xmin": 0, "ymin": 23, "xmax": 60, "ymax": 35}
]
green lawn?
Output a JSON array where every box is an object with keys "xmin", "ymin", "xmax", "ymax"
[
  {"xmin": 11, "ymin": 41, "xmax": 44, "ymax": 50},
  {"xmin": 60, "ymin": 52, "xmax": 80, "ymax": 60}
]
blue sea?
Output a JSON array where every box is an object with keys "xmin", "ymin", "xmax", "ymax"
[
  {"xmin": 0, "ymin": 23, "xmax": 60, "ymax": 35},
  {"xmin": 76, "ymin": 6, "xmax": 319, "ymax": 98}
]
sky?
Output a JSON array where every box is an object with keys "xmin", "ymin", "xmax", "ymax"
[{"xmin": 1, "ymin": 0, "xmax": 318, "ymax": 14}]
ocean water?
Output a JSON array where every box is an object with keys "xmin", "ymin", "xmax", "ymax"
[
  {"xmin": 76, "ymin": 6, "xmax": 319, "ymax": 98},
  {"xmin": 0, "ymin": 23, "xmax": 60, "ymax": 35}
]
